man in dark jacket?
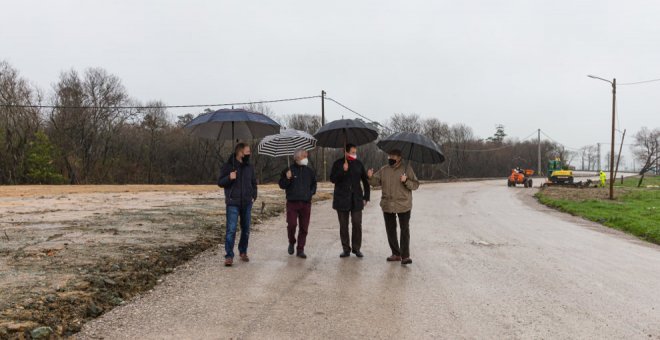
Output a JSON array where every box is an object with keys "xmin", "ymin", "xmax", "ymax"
[
  {"xmin": 330, "ymin": 143, "xmax": 370, "ymax": 258},
  {"xmin": 217, "ymin": 143, "xmax": 257, "ymax": 267},
  {"xmin": 278, "ymin": 149, "xmax": 317, "ymax": 259}
]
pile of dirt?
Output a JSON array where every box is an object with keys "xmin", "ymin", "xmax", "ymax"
[
  {"xmin": 0, "ymin": 184, "xmax": 332, "ymax": 338},
  {"xmin": 538, "ymin": 186, "xmax": 631, "ymax": 201}
]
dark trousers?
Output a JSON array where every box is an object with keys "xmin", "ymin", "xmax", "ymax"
[
  {"xmin": 383, "ymin": 211, "xmax": 411, "ymax": 258},
  {"xmin": 337, "ymin": 210, "xmax": 362, "ymax": 253},
  {"xmin": 286, "ymin": 201, "xmax": 311, "ymax": 251}
]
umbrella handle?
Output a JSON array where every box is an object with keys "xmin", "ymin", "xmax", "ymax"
[{"xmin": 343, "ymin": 128, "xmax": 347, "ymax": 163}]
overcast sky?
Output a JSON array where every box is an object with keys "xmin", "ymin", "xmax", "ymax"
[{"xmin": 2, "ymin": 0, "xmax": 659, "ymax": 168}]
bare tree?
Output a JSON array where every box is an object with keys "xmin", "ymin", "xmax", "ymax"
[
  {"xmin": 388, "ymin": 113, "xmax": 422, "ymax": 133},
  {"xmin": 284, "ymin": 113, "xmax": 321, "ymax": 135},
  {"xmin": 0, "ymin": 61, "xmax": 43, "ymax": 184},
  {"xmin": 140, "ymin": 101, "xmax": 169, "ymax": 183},
  {"xmin": 47, "ymin": 68, "xmax": 134, "ymax": 183},
  {"xmin": 632, "ymin": 127, "xmax": 660, "ymax": 187}
]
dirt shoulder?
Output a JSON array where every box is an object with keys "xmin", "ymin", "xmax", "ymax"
[{"xmin": 0, "ymin": 184, "xmax": 331, "ymax": 338}]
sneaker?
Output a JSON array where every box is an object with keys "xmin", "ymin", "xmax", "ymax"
[
  {"xmin": 288, "ymin": 243, "xmax": 295, "ymax": 255},
  {"xmin": 387, "ymin": 255, "xmax": 402, "ymax": 262},
  {"xmin": 401, "ymin": 258, "xmax": 412, "ymax": 265},
  {"xmin": 353, "ymin": 250, "xmax": 364, "ymax": 258},
  {"xmin": 296, "ymin": 252, "xmax": 307, "ymax": 259},
  {"xmin": 239, "ymin": 253, "xmax": 250, "ymax": 262},
  {"xmin": 339, "ymin": 251, "xmax": 351, "ymax": 258},
  {"xmin": 224, "ymin": 258, "xmax": 233, "ymax": 267}
]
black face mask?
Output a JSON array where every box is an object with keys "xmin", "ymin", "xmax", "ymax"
[
  {"xmin": 388, "ymin": 159, "xmax": 397, "ymax": 166},
  {"xmin": 242, "ymin": 155, "xmax": 250, "ymax": 164}
]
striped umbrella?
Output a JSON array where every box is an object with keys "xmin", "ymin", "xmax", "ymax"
[{"xmin": 258, "ymin": 129, "xmax": 317, "ymax": 166}]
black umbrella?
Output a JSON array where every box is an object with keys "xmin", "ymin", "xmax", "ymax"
[
  {"xmin": 313, "ymin": 118, "xmax": 379, "ymax": 148},
  {"xmin": 184, "ymin": 108, "xmax": 280, "ymax": 142},
  {"xmin": 377, "ymin": 131, "xmax": 445, "ymax": 164}
]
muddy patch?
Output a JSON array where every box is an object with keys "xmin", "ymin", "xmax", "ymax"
[{"xmin": 0, "ymin": 184, "xmax": 332, "ymax": 338}]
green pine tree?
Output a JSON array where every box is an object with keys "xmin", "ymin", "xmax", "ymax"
[
  {"xmin": 487, "ymin": 124, "xmax": 507, "ymax": 144},
  {"xmin": 26, "ymin": 131, "xmax": 65, "ymax": 184}
]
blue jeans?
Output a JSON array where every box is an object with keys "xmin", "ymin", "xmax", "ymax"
[{"xmin": 225, "ymin": 203, "xmax": 253, "ymax": 259}]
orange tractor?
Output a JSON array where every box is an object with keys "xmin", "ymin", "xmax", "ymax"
[{"xmin": 507, "ymin": 168, "xmax": 534, "ymax": 188}]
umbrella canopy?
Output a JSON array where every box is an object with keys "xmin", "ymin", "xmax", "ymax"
[
  {"xmin": 258, "ymin": 129, "xmax": 317, "ymax": 158},
  {"xmin": 313, "ymin": 118, "xmax": 379, "ymax": 148},
  {"xmin": 377, "ymin": 132, "xmax": 445, "ymax": 164},
  {"xmin": 184, "ymin": 108, "xmax": 280, "ymax": 141}
]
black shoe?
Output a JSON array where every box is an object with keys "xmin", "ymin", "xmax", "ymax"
[
  {"xmin": 401, "ymin": 258, "xmax": 412, "ymax": 265},
  {"xmin": 288, "ymin": 243, "xmax": 295, "ymax": 255},
  {"xmin": 353, "ymin": 251, "xmax": 364, "ymax": 258},
  {"xmin": 297, "ymin": 252, "xmax": 307, "ymax": 259},
  {"xmin": 339, "ymin": 251, "xmax": 350, "ymax": 258}
]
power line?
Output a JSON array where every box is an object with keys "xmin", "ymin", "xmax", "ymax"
[
  {"xmin": 0, "ymin": 95, "xmax": 321, "ymax": 110},
  {"xmin": 540, "ymin": 130, "xmax": 581, "ymax": 151},
  {"xmin": 323, "ymin": 97, "xmax": 548, "ymax": 153},
  {"xmin": 325, "ymin": 97, "xmax": 379, "ymax": 124},
  {"xmin": 618, "ymin": 78, "xmax": 660, "ymax": 86}
]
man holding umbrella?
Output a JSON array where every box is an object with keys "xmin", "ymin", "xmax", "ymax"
[
  {"xmin": 278, "ymin": 148, "xmax": 317, "ymax": 259},
  {"xmin": 367, "ymin": 149, "xmax": 419, "ymax": 265},
  {"xmin": 330, "ymin": 143, "xmax": 370, "ymax": 258},
  {"xmin": 218, "ymin": 143, "xmax": 257, "ymax": 267}
]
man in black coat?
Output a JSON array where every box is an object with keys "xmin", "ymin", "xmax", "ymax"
[
  {"xmin": 278, "ymin": 149, "xmax": 317, "ymax": 259},
  {"xmin": 330, "ymin": 143, "xmax": 370, "ymax": 258},
  {"xmin": 217, "ymin": 143, "xmax": 257, "ymax": 267}
]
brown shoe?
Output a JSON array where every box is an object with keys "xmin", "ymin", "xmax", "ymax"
[
  {"xmin": 239, "ymin": 253, "xmax": 250, "ymax": 262},
  {"xmin": 387, "ymin": 255, "xmax": 402, "ymax": 262},
  {"xmin": 401, "ymin": 258, "xmax": 412, "ymax": 265},
  {"xmin": 224, "ymin": 258, "xmax": 233, "ymax": 267}
]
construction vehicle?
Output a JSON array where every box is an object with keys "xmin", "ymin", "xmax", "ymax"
[
  {"xmin": 539, "ymin": 159, "xmax": 601, "ymax": 188},
  {"xmin": 547, "ymin": 159, "xmax": 574, "ymax": 184},
  {"xmin": 507, "ymin": 168, "xmax": 534, "ymax": 188}
]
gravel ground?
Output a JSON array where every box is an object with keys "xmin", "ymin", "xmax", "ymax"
[{"xmin": 75, "ymin": 180, "xmax": 660, "ymax": 339}]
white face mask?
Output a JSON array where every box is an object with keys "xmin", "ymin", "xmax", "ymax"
[{"xmin": 298, "ymin": 158, "xmax": 309, "ymax": 166}]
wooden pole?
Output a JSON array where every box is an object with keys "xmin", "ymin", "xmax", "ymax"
[
  {"xmin": 614, "ymin": 129, "xmax": 626, "ymax": 183},
  {"xmin": 321, "ymin": 90, "xmax": 326, "ymax": 182},
  {"xmin": 609, "ymin": 78, "xmax": 616, "ymax": 200}
]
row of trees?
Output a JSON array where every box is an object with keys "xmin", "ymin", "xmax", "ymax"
[{"xmin": 1, "ymin": 61, "xmax": 657, "ymax": 185}]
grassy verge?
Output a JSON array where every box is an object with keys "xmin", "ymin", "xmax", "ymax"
[{"xmin": 535, "ymin": 176, "xmax": 660, "ymax": 245}]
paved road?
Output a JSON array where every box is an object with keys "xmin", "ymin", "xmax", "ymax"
[{"xmin": 78, "ymin": 181, "xmax": 660, "ymax": 339}]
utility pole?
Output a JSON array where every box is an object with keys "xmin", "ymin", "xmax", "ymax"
[
  {"xmin": 609, "ymin": 78, "xmax": 616, "ymax": 200},
  {"xmin": 321, "ymin": 90, "xmax": 326, "ymax": 182},
  {"xmin": 588, "ymin": 75, "xmax": 617, "ymax": 200},
  {"xmin": 537, "ymin": 129, "xmax": 541, "ymax": 176},
  {"xmin": 614, "ymin": 129, "xmax": 626, "ymax": 182},
  {"xmin": 597, "ymin": 143, "xmax": 601, "ymax": 171}
]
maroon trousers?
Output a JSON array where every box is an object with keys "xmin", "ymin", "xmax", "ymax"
[{"xmin": 286, "ymin": 201, "xmax": 312, "ymax": 251}]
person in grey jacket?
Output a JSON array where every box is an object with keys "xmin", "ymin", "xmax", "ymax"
[{"xmin": 278, "ymin": 149, "xmax": 317, "ymax": 258}]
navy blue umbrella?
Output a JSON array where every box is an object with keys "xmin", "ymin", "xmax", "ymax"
[{"xmin": 184, "ymin": 108, "xmax": 280, "ymax": 141}]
